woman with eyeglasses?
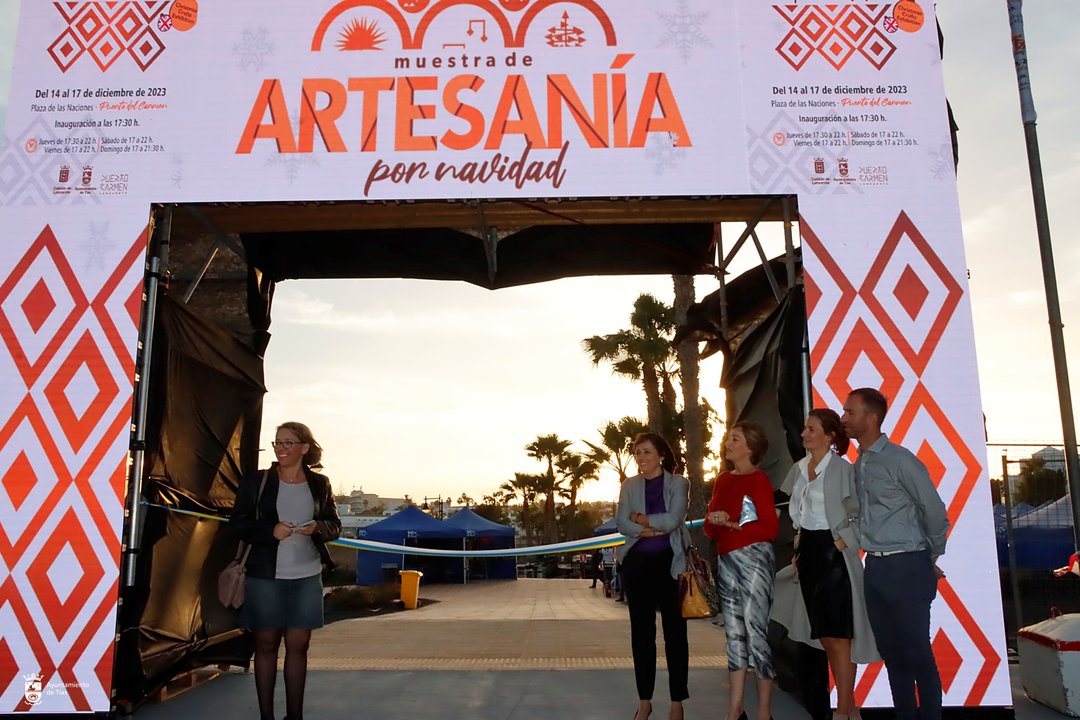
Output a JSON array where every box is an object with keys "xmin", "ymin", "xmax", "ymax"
[{"xmin": 231, "ymin": 422, "xmax": 341, "ymax": 720}]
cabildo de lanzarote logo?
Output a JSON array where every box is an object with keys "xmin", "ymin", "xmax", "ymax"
[{"xmin": 235, "ymin": 0, "xmax": 696, "ymax": 196}]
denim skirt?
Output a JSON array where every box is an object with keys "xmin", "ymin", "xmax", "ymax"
[{"xmin": 242, "ymin": 574, "xmax": 324, "ymax": 631}]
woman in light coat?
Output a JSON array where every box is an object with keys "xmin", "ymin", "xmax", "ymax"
[
  {"xmin": 772, "ymin": 409, "xmax": 878, "ymax": 720},
  {"xmin": 617, "ymin": 432, "xmax": 690, "ymax": 720}
]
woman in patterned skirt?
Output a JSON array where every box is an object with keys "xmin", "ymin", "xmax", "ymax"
[{"xmin": 704, "ymin": 422, "xmax": 779, "ymax": 720}]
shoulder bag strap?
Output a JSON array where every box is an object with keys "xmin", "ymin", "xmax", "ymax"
[{"xmin": 234, "ymin": 469, "xmax": 270, "ymax": 561}]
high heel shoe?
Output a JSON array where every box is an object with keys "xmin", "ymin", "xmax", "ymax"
[{"xmin": 633, "ymin": 704, "xmax": 652, "ymax": 720}]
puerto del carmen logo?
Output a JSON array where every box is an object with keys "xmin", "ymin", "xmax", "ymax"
[
  {"xmin": 237, "ymin": 0, "xmax": 696, "ymax": 197},
  {"xmin": 309, "ymin": 0, "xmax": 617, "ymax": 51}
]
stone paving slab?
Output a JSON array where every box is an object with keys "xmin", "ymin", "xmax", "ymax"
[{"xmin": 308, "ymin": 579, "xmax": 728, "ymax": 670}]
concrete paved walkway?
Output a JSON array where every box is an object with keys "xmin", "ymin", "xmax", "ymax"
[
  {"xmin": 308, "ymin": 579, "xmax": 726, "ymax": 670},
  {"xmin": 131, "ymin": 579, "xmax": 1060, "ymax": 720}
]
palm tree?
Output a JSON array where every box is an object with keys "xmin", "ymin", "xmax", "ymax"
[
  {"xmin": 526, "ymin": 434, "xmax": 572, "ymax": 544},
  {"xmin": 557, "ymin": 452, "xmax": 601, "ymax": 522},
  {"xmin": 582, "ymin": 294, "xmax": 677, "ymax": 433},
  {"xmin": 584, "ymin": 416, "xmax": 648, "ymax": 483},
  {"xmin": 673, "ymin": 273, "xmax": 708, "ymax": 529},
  {"xmin": 502, "ymin": 473, "xmax": 543, "ymax": 544}
]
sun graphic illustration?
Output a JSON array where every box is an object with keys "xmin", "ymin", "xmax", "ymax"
[{"xmin": 336, "ymin": 17, "xmax": 386, "ymax": 51}]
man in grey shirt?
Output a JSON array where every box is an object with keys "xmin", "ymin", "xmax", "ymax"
[{"xmin": 842, "ymin": 387, "xmax": 949, "ymax": 720}]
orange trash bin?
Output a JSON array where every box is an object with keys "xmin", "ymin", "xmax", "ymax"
[{"xmin": 398, "ymin": 570, "xmax": 423, "ymax": 609}]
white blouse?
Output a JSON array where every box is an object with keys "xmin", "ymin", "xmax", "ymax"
[{"xmin": 790, "ymin": 452, "xmax": 831, "ymax": 531}]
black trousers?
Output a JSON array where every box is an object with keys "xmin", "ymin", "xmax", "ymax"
[
  {"xmin": 622, "ymin": 548, "xmax": 689, "ymax": 702},
  {"xmin": 864, "ymin": 550, "xmax": 942, "ymax": 720}
]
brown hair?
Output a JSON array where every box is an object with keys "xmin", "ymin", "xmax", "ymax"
[
  {"xmin": 632, "ymin": 432, "xmax": 679, "ymax": 474},
  {"xmin": 731, "ymin": 421, "xmax": 769, "ymax": 466},
  {"xmin": 277, "ymin": 421, "xmax": 323, "ymax": 467},
  {"xmin": 807, "ymin": 408, "xmax": 850, "ymax": 455},
  {"xmin": 848, "ymin": 387, "xmax": 889, "ymax": 428}
]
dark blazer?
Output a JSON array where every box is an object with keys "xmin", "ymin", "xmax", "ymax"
[{"xmin": 231, "ymin": 464, "xmax": 342, "ymax": 580}]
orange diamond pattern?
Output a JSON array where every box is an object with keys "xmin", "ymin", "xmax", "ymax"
[
  {"xmin": 21, "ymin": 279, "xmax": 57, "ymax": 334},
  {"xmin": 933, "ymin": 629, "xmax": 963, "ymax": 693},
  {"xmin": 1, "ymin": 453, "xmax": 37, "ymax": 513},
  {"xmin": 774, "ymin": 4, "xmax": 896, "ymax": 71},
  {"xmin": 48, "ymin": 1, "xmax": 171, "ymax": 73},
  {"xmin": 0, "ymin": 224, "xmax": 145, "ymax": 712},
  {"xmin": 804, "ymin": 210, "xmax": 1003, "ymax": 706}
]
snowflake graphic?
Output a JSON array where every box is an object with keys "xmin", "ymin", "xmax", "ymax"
[
  {"xmin": 170, "ymin": 153, "xmax": 184, "ymax": 189},
  {"xmin": 928, "ymin": 142, "xmax": 954, "ymax": 180},
  {"xmin": 81, "ymin": 221, "xmax": 111, "ymax": 272},
  {"xmin": 266, "ymin": 153, "xmax": 320, "ymax": 184},
  {"xmin": 234, "ymin": 26, "xmax": 274, "ymax": 72},
  {"xmin": 657, "ymin": 0, "xmax": 711, "ymax": 64},
  {"xmin": 645, "ymin": 133, "xmax": 686, "ymax": 176}
]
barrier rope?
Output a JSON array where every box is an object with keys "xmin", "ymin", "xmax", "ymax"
[{"xmin": 140, "ymin": 501, "xmax": 707, "ymax": 558}]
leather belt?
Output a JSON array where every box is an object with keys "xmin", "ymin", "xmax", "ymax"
[{"xmin": 866, "ymin": 549, "xmax": 908, "ymax": 557}]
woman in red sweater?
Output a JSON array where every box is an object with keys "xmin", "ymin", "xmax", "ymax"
[{"xmin": 704, "ymin": 422, "xmax": 779, "ymax": 720}]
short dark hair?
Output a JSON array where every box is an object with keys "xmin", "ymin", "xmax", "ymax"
[
  {"xmin": 632, "ymin": 432, "xmax": 680, "ymax": 474},
  {"xmin": 731, "ymin": 421, "xmax": 769, "ymax": 466},
  {"xmin": 849, "ymin": 388, "xmax": 889, "ymax": 427},
  {"xmin": 808, "ymin": 408, "xmax": 850, "ymax": 455},
  {"xmin": 277, "ymin": 421, "xmax": 323, "ymax": 467}
]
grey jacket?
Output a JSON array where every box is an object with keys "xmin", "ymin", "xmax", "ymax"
[
  {"xmin": 771, "ymin": 454, "xmax": 880, "ymax": 664},
  {"xmin": 616, "ymin": 470, "xmax": 689, "ymax": 579}
]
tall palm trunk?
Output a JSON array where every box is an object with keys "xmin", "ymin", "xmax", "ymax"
[
  {"xmin": 673, "ymin": 274, "xmax": 708, "ymax": 543},
  {"xmin": 641, "ymin": 360, "xmax": 665, "ymax": 432}
]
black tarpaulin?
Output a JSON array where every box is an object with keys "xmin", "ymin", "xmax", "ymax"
[
  {"xmin": 241, "ymin": 222, "xmax": 717, "ymax": 289},
  {"xmin": 116, "ymin": 294, "xmax": 265, "ymax": 704}
]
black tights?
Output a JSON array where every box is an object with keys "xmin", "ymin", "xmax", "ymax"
[{"xmin": 253, "ymin": 628, "xmax": 312, "ymax": 720}]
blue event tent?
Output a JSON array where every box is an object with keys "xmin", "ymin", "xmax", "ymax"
[
  {"xmin": 355, "ymin": 505, "xmax": 466, "ymax": 585},
  {"xmin": 996, "ymin": 495, "xmax": 1074, "ymax": 569},
  {"xmin": 443, "ymin": 508, "xmax": 517, "ymax": 581}
]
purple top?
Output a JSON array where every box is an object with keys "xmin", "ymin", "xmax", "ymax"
[{"xmin": 632, "ymin": 475, "xmax": 672, "ymax": 553}]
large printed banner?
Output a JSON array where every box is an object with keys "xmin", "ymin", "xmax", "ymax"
[{"xmin": 0, "ymin": 0, "xmax": 1008, "ymax": 712}]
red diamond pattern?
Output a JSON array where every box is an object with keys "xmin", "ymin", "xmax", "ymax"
[
  {"xmin": 933, "ymin": 629, "xmax": 964, "ymax": 693},
  {"xmin": 43, "ymin": 330, "xmax": 122, "ymax": 455},
  {"xmin": 0, "ymin": 225, "xmax": 89, "ymax": 388},
  {"xmin": 0, "ymin": 220, "xmax": 144, "ymax": 712},
  {"xmin": 25, "ymin": 507, "xmax": 106, "ymax": 639},
  {"xmin": 861, "ymin": 211, "xmax": 964, "ymax": 374},
  {"xmin": 47, "ymin": 28, "xmax": 86, "ymax": 72},
  {"xmin": 48, "ymin": 2, "xmax": 170, "ymax": 73},
  {"xmin": 21, "ymin": 279, "xmax": 57, "ymax": 334},
  {"xmin": 807, "ymin": 209, "xmax": 1005, "ymax": 707},
  {"xmin": 773, "ymin": 4, "xmax": 897, "ymax": 71},
  {"xmin": 894, "ymin": 265, "xmax": 930, "ymax": 321},
  {"xmin": 1, "ymin": 452, "xmax": 37, "ymax": 512}
]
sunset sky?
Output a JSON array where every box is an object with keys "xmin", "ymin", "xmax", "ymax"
[{"xmin": 1, "ymin": 2, "xmax": 1076, "ymax": 506}]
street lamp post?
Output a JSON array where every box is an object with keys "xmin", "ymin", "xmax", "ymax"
[{"xmin": 421, "ymin": 496, "xmax": 446, "ymax": 519}]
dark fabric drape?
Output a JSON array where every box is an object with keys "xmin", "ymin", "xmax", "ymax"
[
  {"xmin": 116, "ymin": 293, "xmax": 266, "ymax": 704},
  {"xmin": 719, "ymin": 288, "xmax": 807, "ymax": 489}
]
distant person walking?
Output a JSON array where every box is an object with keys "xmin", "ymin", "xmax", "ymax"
[
  {"xmin": 773, "ymin": 409, "xmax": 879, "ymax": 720},
  {"xmin": 704, "ymin": 422, "xmax": 779, "ymax": 720},
  {"xmin": 231, "ymin": 422, "xmax": 342, "ymax": 720},
  {"xmin": 590, "ymin": 548, "xmax": 603, "ymax": 588},
  {"xmin": 601, "ymin": 545, "xmax": 617, "ymax": 597},
  {"xmin": 842, "ymin": 389, "xmax": 949, "ymax": 720},
  {"xmin": 617, "ymin": 432, "xmax": 690, "ymax": 720}
]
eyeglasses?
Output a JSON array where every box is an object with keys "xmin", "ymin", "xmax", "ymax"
[{"xmin": 271, "ymin": 440, "xmax": 302, "ymax": 449}]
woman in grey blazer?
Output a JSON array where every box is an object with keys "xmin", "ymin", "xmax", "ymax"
[
  {"xmin": 617, "ymin": 432, "xmax": 690, "ymax": 720},
  {"xmin": 772, "ymin": 409, "xmax": 879, "ymax": 720}
]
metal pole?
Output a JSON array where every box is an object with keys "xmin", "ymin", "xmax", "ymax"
[
  {"xmin": 782, "ymin": 196, "xmax": 796, "ymax": 290},
  {"xmin": 1008, "ymin": 0, "xmax": 1080, "ymax": 549},
  {"xmin": 1001, "ymin": 452, "xmax": 1024, "ymax": 632},
  {"xmin": 123, "ymin": 207, "xmax": 170, "ymax": 586}
]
